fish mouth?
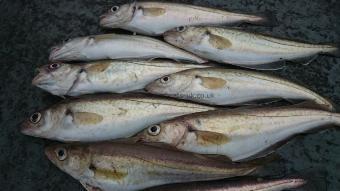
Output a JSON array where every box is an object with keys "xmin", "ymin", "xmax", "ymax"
[
  {"xmin": 20, "ymin": 120, "xmax": 34, "ymax": 136},
  {"xmin": 163, "ymin": 32, "xmax": 179, "ymax": 45},
  {"xmin": 44, "ymin": 146, "xmax": 59, "ymax": 165},
  {"xmin": 49, "ymin": 46, "xmax": 64, "ymax": 61},
  {"xmin": 49, "ymin": 46, "xmax": 81, "ymax": 62},
  {"xmin": 99, "ymin": 14, "xmax": 117, "ymax": 28},
  {"xmin": 144, "ymin": 83, "xmax": 157, "ymax": 94},
  {"xmin": 32, "ymin": 72, "xmax": 48, "ymax": 86}
]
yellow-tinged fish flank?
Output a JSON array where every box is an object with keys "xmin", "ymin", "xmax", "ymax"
[
  {"xmin": 32, "ymin": 60, "xmax": 209, "ymax": 96},
  {"xmin": 20, "ymin": 94, "xmax": 215, "ymax": 142},
  {"xmin": 45, "ymin": 141, "xmax": 260, "ymax": 191},
  {"xmin": 163, "ymin": 27, "xmax": 339, "ymax": 69},
  {"xmin": 146, "ymin": 68, "xmax": 334, "ymax": 111},
  {"xmin": 100, "ymin": 2, "xmax": 274, "ymax": 36},
  {"xmin": 136, "ymin": 106, "xmax": 340, "ymax": 161}
]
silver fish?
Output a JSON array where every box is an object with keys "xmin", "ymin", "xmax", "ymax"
[
  {"xmin": 32, "ymin": 60, "xmax": 209, "ymax": 96},
  {"xmin": 145, "ymin": 68, "xmax": 334, "ymax": 111},
  {"xmin": 45, "ymin": 141, "xmax": 260, "ymax": 191},
  {"xmin": 135, "ymin": 106, "xmax": 340, "ymax": 161},
  {"xmin": 145, "ymin": 177, "xmax": 306, "ymax": 191},
  {"xmin": 163, "ymin": 27, "xmax": 339, "ymax": 70},
  {"xmin": 100, "ymin": 2, "xmax": 273, "ymax": 36},
  {"xmin": 20, "ymin": 94, "xmax": 215, "ymax": 142},
  {"xmin": 49, "ymin": 33, "xmax": 205, "ymax": 63}
]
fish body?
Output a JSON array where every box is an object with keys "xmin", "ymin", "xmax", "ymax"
[
  {"xmin": 145, "ymin": 177, "xmax": 306, "ymax": 191},
  {"xmin": 45, "ymin": 142, "xmax": 259, "ymax": 191},
  {"xmin": 32, "ymin": 60, "xmax": 209, "ymax": 96},
  {"xmin": 164, "ymin": 27, "xmax": 338, "ymax": 69},
  {"xmin": 49, "ymin": 33, "xmax": 205, "ymax": 63},
  {"xmin": 136, "ymin": 107, "xmax": 340, "ymax": 161},
  {"xmin": 100, "ymin": 2, "xmax": 272, "ymax": 36},
  {"xmin": 146, "ymin": 68, "xmax": 334, "ymax": 111},
  {"xmin": 20, "ymin": 94, "xmax": 215, "ymax": 142}
]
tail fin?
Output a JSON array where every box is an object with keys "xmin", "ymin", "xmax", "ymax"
[
  {"xmin": 314, "ymin": 96, "xmax": 336, "ymax": 112},
  {"xmin": 323, "ymin": 44, "xmax": 340, "ymax": 58},
  {"xmin": 247, "ymin": 11, "xmax": 278, "ymax": 27},
  {"xmin": 332, "ymin": 113, "xmax": 340, "ymax": 126}
]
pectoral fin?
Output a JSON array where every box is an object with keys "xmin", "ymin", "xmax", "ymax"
[
  {"xmin": 141, "ymin": 7, "xmax": 166, "ymax": 16},
  {"xmin": 195, "ymin": 131, "xmax": 230, "ymax": 146},
  {"xmin": 87, "ymin": 61, "xmax": 111, "ymax": 73},
  {"xmin": 196, "ymin": 75, "xmax": 226, "ymax": 89},
  {"xmin": 208, "ymin": 33, "xmax": 232, "ymax": 50},
  {"xmin": 66, "ymin": 109, "xmax": 103, "ymax": 126}
]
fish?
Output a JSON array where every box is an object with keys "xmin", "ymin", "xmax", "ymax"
[
  {"xmin": 135, "ymin": 106, "xmax": 340, "ymax": 161},
  {"xmin": 20, "ymin": 94, "xmax": 215, "ymax": 142},
  {"xmin": 99, "ymin": 2, "xmax": 275, "ymax": 36},
  {"xmin": 48, "ymin": 33, "xmax": 205, "ymax": 63},
  {"xmin": 145, "ymin": 177, "xmax": 306, "ymax": 191},
  {"xmin": 163, "ymin": 26, "xmax": 339, "ymax": 70},
  {"xmin": 32, "ymin": 60, "xmax": 210, "ymax": 97},
  {"xmin": 45, "ymin": 141, "xmax": 260, "ymax": 191},
  {"xmin": 145, "ymin": 68, "xmax": 335, "ymax": 111}
]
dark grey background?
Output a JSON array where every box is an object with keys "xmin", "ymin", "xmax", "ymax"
[{"xmin": 0, "ymin": 0, "xmax": 339, "ymax": 190}]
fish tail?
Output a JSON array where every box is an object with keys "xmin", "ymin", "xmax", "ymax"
[
  {"xmin": 314, "ymin": 97, "xmax": 336, "ymax": 112},
  {"xmin": 246, "ymin": 11, "xmax": 278, "ymax": 27},
  {"xmin": 323, "ymin": 44, "xmax": 340, "ymax": 58},
  {"xmin": 332, "ymin": 113, "xmax": 340, "ymax": 126}
]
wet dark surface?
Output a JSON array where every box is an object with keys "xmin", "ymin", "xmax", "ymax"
[{"xmin": 0, "ymin": 0, "xmax": 339, "ymax": 190}]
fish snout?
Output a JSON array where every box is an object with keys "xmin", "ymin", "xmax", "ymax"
[
  {"xmin": 99, "ymin": 13, "xmax": 115, "ymax": 28},
  {"xmin": 20, "ymin": 119, "xmax": 35, "ymax": 136},
  {"xmin": 44, "ymin": 146, "xmax": 58, "ymax": 164},
  {"xmin": 163, "ymin": 30, "xmax": 182, "ymax": 45},
  {"xmin": 49, "ymin": 46, "xmax": 62, "ymax": 61},
  {"xmin": 32, "ymin": 72, "xmax": 46, "ymax": 86},
  {"xmin": 144, "ymin": 83, "xmax": 157, "ymax": 94}
]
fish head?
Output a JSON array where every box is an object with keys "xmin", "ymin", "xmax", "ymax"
[
  {"xmin": 45, "ymin": 144, "xmax": 91, "ymax": 179},
  {"xmin": 145, "ymin": 70, "xmax": 199, "ymax": 97},
  {"xmin": 20, "ymin": 105, "xmax": 68, "ymax": 139},
  {"xmin": 49, "ymin": 36, "xmax": 95, "ymax": 62},
  {"xmin": 100, "ymin": 2, "xmax": 136, "ymax": 28},
  {"xmin": 136, "ymin": 121, "xmax": 188, "ymax": 146},
  {"xmin": 164, "ymin": 26, "xmax": 207, "ymax": 48},
  {"xmin": 32, "ymin": 63, "xmax": 81, "ymax": 96}
]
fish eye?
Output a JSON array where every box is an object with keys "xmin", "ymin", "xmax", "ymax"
[
  {"xmin": 148, "ymin": 125, "xmax": 161, "ymax": 136},
  {"xmin": 55, "ymin": 148, "xmax": 67, "ymax": 161},
  {"xmin": 160, "ymin": 76, "xmax": 170, "ymax": 84},
  {"xmin": 30, "ymin": 112, "xmax": 42, "ymax": 124},
  {"xmin": 176, "ymin": 26, "xmax": 187, "ymax": 32},
  {"xmin": 48, "ymin": 63, "xmax": 61, "ymax": 70},
  {"xmin": 111, "ymin": 6, "xmax": 120, "ymax": 12}
]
